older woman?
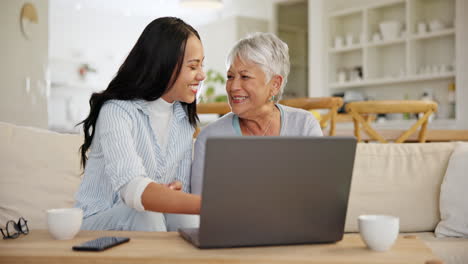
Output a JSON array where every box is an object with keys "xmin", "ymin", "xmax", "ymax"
[{"xmin": 191, "ymin": 32, "xmax": 323, "ymax": 195}]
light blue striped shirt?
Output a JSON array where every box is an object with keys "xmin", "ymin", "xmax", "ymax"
[{"xmin": 75, "ymin": 99, "xmax": 194, "ymax": 218}]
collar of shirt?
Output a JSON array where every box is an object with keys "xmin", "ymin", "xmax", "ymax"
[
  {"xmin": 148, "ymin": 98, "xmax": 174, "ymax": 116},
  {"xmin": 133, "ymin": 99, "xmax": 187, "ymax": 121}
]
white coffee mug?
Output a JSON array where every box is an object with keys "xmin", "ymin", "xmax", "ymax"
[
  {"xmin": 346, "ymin": 34, "xmax": 353, "ymax": 47},
  {"xmin": 47, "ymin": 208, "xmax": 83, "ymax": 240},
  {"xmin": 335, "ymin": 36, "xmax": 343, "ymax": 49},
  {"xmin": 417, "ymin": 22, "xmax": 427, "ymax": 35},
  {"xmin": 372, "ymin": 33, "xmax": 381, "ymax": 43},
  {"xmin": 429, "ymin": 19, "xmax": 444, "ymax": 32},
  {"xmin": 338, "ymin": 70, "xmax": 347, "ymax": 83},
  {"xmin": 439, "ymin": 64, "xmax": 448, "ymax": 73},
  {"xmin": 358, "ymin": 215, "xmax": 399, "ymax": 251}
]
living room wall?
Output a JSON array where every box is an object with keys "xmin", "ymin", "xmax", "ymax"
[
  {"xmin": 47, "ymin": 0, "xmax": 273, "ymax": 132},
  {"xmin": 0, "ymin": 0, "xmax": 49, "ymax": 129}
]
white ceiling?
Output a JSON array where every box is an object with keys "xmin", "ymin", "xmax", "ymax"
[
  {"xmin": 50, "ymin": 0, "xmax": 278, "ymax": 26},
  {"xmin": 58, "ymin": 0, "xmax": 215, "ymax": 16}
]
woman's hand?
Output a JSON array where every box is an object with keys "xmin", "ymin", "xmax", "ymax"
[{"xmin": 165, "ymin": 181, "xmax": 183, "ymax": 191}]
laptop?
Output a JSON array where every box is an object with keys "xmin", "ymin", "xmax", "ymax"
[{"xmin": 179, "ymin": 136, "xmax": 356, "ymax": 248}]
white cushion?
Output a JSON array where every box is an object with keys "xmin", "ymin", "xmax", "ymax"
[
  {"xmin": 435, "ymin": 142, "xmax": 468, "ymax": 238},
  {"xmin": 0, "ymin": 122, "xmax": 82, "ymax": 229},
  {"xmin": 408, "ymin": 232, "xmax": 468, "ymax": 264},
  {"xmin": 345, "ymin": 142, "xmax": 456, "ymax": 233}
]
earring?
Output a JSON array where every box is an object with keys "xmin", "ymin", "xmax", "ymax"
[{"xmin": 270, "ymin": 95, "xmax": 276, "ymax": 102}]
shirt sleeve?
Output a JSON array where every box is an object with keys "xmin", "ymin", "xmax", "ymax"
[
  {"xmin": 305, "ymin": 113, "xmax": 324, "ymax": 136},
  {"xmin": 190, "ymin": 132, "xmax": 207, "ymax": 195},
  {"xmin": 120, "ymin": 177, "xmax": 153, "ymax": 211},
  {"xmin": 96, "ymin": 102, "xmax": 148, "ymax": 192}
]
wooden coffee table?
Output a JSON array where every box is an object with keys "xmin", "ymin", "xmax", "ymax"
[{"xmin": 0, "ymin": 230, "xmax": 440, "ymax": 264}]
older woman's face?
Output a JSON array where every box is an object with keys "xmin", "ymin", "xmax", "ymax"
[{"xmin": 226, "ymin": 57, "xmax": 277, "ymax": 117}]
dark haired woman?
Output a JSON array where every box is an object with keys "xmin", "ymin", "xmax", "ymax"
[{"xmin": 74, "ymin": 17, "xmax": 205, "ymax": 231}]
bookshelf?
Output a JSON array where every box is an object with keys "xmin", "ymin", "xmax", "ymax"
[{"xmin": 328, "ymin": 0, "xmax": 455, "ymax": 90}]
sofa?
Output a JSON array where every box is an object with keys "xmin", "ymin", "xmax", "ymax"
[{"xmin": 1, "ymin": 121, "xmax": 467, "ymax": 264}]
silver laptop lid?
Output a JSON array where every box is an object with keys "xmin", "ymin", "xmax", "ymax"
[{"xmin": 198, "ymin": 136, "xmax": 356, "ymax": 248}]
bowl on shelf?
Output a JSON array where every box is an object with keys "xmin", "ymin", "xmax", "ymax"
[
  {"xmin": 429, "ymin": 20, "xmax": 445, "ymax": 32},
  {"xmin": 379, "ymin": 21, "xmax": 402, "ymax": 41}
]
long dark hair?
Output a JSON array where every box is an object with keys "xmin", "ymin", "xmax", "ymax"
[{"xmin": 78, "ymin": 17, "xmax": 200, "ymax": 169}]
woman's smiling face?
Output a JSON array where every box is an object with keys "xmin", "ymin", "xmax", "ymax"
[
  {"xmin": 162, "ymin": 35, "xmax": 205, "ymax": 104},
  {"xmin": 226, "ymin": 56, "xmax": 279, "ymax": 118}
]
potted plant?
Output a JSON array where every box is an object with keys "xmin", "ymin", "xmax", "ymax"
[{"xmin": 200, "ymin": 69, "xmax": 227, "ymax": 103}]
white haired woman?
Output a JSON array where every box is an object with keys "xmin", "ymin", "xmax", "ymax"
[{"xmin": 191, "ymin": 32, "xmax": 323, "ymax": 195}]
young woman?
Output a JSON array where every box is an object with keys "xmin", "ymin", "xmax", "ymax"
[{"xmin": 75, "ymin": 17, "xmax": 205, "ymax": 231}]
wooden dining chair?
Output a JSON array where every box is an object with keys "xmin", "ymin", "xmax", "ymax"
[
  {"xmin": 193, "ymin": 102, "xmax": 231, "ymax": 138},
  {"xmin": 345, "ymin": 100, "xmax": 438, "ymax": 143},
  {"xmin": 279, "ymin": 97, "xmax": 344, "ymax": 136},
  {"xmin": 196, "ymin": 102, "xmax": 231, "ymax": 115}
]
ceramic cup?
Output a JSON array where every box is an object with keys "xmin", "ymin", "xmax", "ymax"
[
  {"xmin": 417, "ymin": 22, "xmax": 427, "ymax": 35},
  {"xmin": 346, "ymin": 34, "xmax": 353, "ymax": 46},
  {"xmin": 358, "ymin": 215, "xmax": 399, "ymax": 251},
  {"xmin": 439, "ymin": 64, "xmax": 449, "ymax": 73},
  {"xmin": 338, "ymin": 70, "xmax": 347, "ymax": 83},
  {"xmin": 335, "ymin": 36, "xmax": 343, "ymax": 49},
  {"xmin": 47, "ymin": 208, "xmax": 83, "ymax": 240},
  {"xmin": 429, "ymin": 20, "xmax": 444, "ymax": 32},
  {"xmin": 372, "ymin": 33, "xmax": 381, "ymax": 43},
  {"xmin": 379, "ymin": 21, "xmax": 401, "ymax": 40}
]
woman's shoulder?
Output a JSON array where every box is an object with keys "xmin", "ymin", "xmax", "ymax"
[
  {"xmin": 278, "ymin": 103, "xmax": 320, "ymax": 126},
  {"xmin": 278, "ymin": 104, "xmax": 315, "ymax": 119},
  {"xmin": 197, "ymin": 113, "xmax": 235, "ymax": 138},
  {"xmin": 101, "ymin": 100, "xmax": 141, "ymax": 114},
  {"xmin": 278, "ymin": 104, "xmax": 323, "ymax": 136},
  {"xmin": 98, "ymin": 100, "xmax": 145, "ymax": 124}
]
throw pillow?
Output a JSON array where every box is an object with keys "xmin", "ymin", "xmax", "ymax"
[
  {"xmin": 0, "ymin": 122, "xmax": 82, "ymax": 229},
  {"xmin": 345, "ymin": 142, "xmax": 456, "ymax": 232},
  {"xmin": 435, "ymin": 142, "xmax": 468, "ymax": 237}
]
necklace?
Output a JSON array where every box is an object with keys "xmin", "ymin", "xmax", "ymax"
[{"xmin": 242, "ymin": 108, "xmax": 275, "ymax": 136}]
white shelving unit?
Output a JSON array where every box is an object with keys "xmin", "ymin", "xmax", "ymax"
[
  {"xmin": 410, "ymin": 28, "xmax": 455, "ymax": 40},
  {"xmin": 330, "ymin": 72, "xmax": 455, "ymax": 89},
  {"xmin": 328, "ymin": 0, "xmax": 456, "ymax": 90}
]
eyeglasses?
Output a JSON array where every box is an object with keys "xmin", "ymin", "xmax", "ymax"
[{"xmin": 0, "ymin": 217, "xmax": 29, "ymax": 239}]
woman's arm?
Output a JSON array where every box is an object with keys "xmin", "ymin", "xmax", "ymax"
[
  {"xmin": 141, "ymin": 182, "xmax": 201, "ymax": 214},
  {"xmin": 304, "ymin": 113, "xmax": 324, "ymax": 136},
  {"xmin": 98, "ymin": 102, "xmax": 200, "ymax": 214},
  {"xmin": 97, "ymin": 102, "xmax": 148, "ymax": 192}
]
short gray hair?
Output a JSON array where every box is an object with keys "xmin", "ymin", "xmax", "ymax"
[{"xmin": 226, "ymin": 32, "xmax": 290, "ymax": 102}]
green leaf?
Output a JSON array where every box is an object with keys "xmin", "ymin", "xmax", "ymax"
[
  {"xmin": 214, "ymin": 95, "xmax": 228, "ymax": 102},
  {"xmin": 205, "ymin": 86, "xmax": 215, "ymax": 96}
]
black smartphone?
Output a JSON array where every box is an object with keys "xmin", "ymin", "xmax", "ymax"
[{"xmin": 72, "ymin": 236, "xmax": 130, "ymax": 251}]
